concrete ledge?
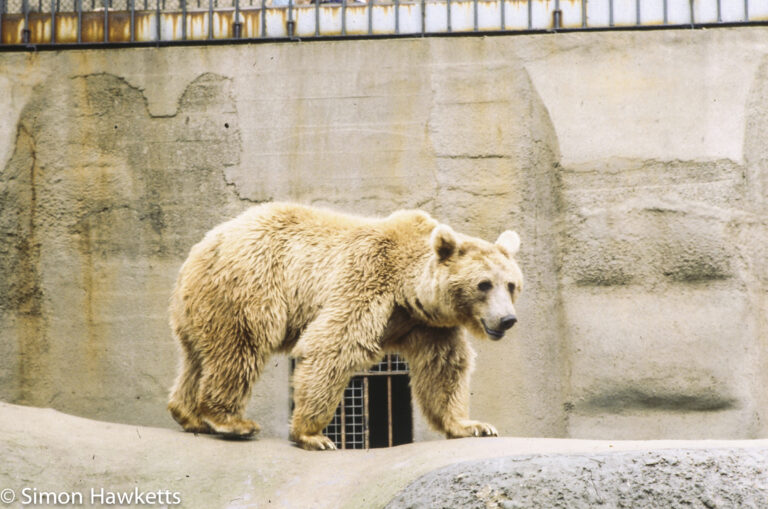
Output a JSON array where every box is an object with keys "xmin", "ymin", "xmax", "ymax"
[{"xmin": 2, "ymin": 402, "xmax": 767, "ymax": 508}]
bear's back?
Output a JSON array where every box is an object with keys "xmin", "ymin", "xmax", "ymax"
[{"xmin": 176, "ymin": 202, "xmax": 438, "ymax": 310}]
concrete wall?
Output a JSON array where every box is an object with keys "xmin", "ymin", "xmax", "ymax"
[{"xmin": 1, "ymin": 27, "xmax": 767, "ymax": 441}]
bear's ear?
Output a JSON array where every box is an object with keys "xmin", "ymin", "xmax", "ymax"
[
  {"xmin": 431, "ymin": 224, "xmax": 457, "ymax": 262},
  {"xmin": 496, "ymin": 230, "xmax": 520, "ymax": 257}
]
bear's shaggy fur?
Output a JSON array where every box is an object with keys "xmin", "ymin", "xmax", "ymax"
[{"xmin": 168, "ymin": 203, "xmax": 524, "ymax": 450}]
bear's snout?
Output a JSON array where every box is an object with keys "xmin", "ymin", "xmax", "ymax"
[
  {"xmin": 481, "ymin": 315, "xmax": 517, "ymax": 340},
  {"xmin": 499, "ymin": 314, "xmax": 517, "ymax": 330}
]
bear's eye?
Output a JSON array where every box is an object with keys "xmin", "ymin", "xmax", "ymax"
[
  {"xmin": 478, "ymin": 281, "xmax": 493, "ymax": 292},
  {"xmin": 508, "ymin": 283, "xmax": 516, "ymax": 294}
]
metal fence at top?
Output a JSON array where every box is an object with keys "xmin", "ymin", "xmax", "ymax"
[{"xmin": 1, "ymin": 0, "xmax": 767, "ymax": 46}]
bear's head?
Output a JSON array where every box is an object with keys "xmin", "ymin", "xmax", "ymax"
[{"xmin": 421, "ymin": 224, "xmax": 524, "ymax": 341}]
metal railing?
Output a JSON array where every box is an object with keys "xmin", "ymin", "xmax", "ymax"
[{"xmin": 1, "ymin": 0, "xmax": 767, "ymax": 46}]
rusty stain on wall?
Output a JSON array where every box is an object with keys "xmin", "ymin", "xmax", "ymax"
[
  {"xmin": 0, "ymin": 124, "xmax": 47, "ymax": 406},
  {"xmin": 4, "ymin": 0, "xmax": 765, "ymax": 45}
]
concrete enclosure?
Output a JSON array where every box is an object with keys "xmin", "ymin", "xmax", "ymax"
[{"xmin": 1, "ymin": 27, "xmax": 767, "ymax": 441}]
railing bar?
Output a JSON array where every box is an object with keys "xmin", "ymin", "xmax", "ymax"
[
  {"xmin": 50, "ymin": 0, "xmax": 55, "ymax": 43},
  {"xmin": 526, "ymin": 0, "xmax": 530, "ymax": 29},
  {"xmin": 420, "ymin": 0, "xmax": 424, "ymax": 35},
  {"xmin": 662, "ymin": 0, "xmax": 667, "ymax": 24},
  {"xmin": 234, "ymin": 0, "xmax": 239, "ymax": 37},
  {"xmin": 77, "ymin": 0, "xmax": 81, "ymax": 43},
  {"xmin": 387, "ymin": 375, "xmax": 393, "ymax": 448},
  {"xmin": 22, "ymin": 0, "xmax": 28, "ymax": 43},
  {"xmin": 315, "ymin": 0, "xmax": 319, "ymax": 36},
  {"xmin": 553, "ymin": 0, "xmax": 559, "ymax": 28},
  {"xmin": 608, "ymin": 0, "xmax": 613, "ymax": 26},
  {"xmin": 744, "ymin": 0, "xmax": 749, "ymax": 22},
  {"xmin": 472, "ymin": 0, "xmax": 477, "ymax": 31},
  {"xmin": 0, "ymin": 0, "xmax": 4, "ymax": 45},
  {"xmin": 368, "ymin": 0, "xmax": 373, "ymax": 35},
  {"xmin": 500, "ymin": 0, "xmax": 505, "ymax": 30},
  {"xmin": 581, "ymin": 0, "xmax": 585, "ymax": 28},
  {"xmin": 716, "ymin": 0, "xmax": 721, "ymax": 22},
  {"xmin": 181, "ymin": 0, "xmax": 186, "ymax": 39},
  {"xmin": 340, "ymin": 386, "xmax": 347, "ymax": 450},
  {"xmin": 341, "ymin": 0, "xmax": 345, "ymax": 36},
  {"xmin": 208, "ymin": 0, "xmax": 213, "ymax": 39},
  {"xmin": 126, "ymin": 0, "xmax": 136, "ymax": 42},
  {"xmin": 288, "ymin": 0, "xmax": 294, "ymax": 38},
  {"xmin": 635, "ymin": 0, "xmax": 639, "ymax": 25},
  {"xmin": 446, "ymin": 0, "xmax": 450, "ymax": 32},
  {"xmin": 395, "ymin": 0, "xmax": 399, "ymax": 34},
  {"xmin": 363, "ymin": 376, "xmax": 369, "ymax": 450},
  {"xmin": 260, "ymin": 0, "xmax": 265, "ymax": 37},
  {"xmin": 689, "ymin": 0, "xmax": 693, "ymax": 25},
  {"xmin": 103, "ymin": 0, "xmax": 108, "ymax": 42}
]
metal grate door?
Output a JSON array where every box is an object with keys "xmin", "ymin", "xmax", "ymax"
[{"xmin": 291, "ymin": 353, "xmax": 412, "ymax": 450}]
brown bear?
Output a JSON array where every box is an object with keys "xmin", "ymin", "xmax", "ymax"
[{"xmin": 168, "ymin": 202, "xmax": 524, "ymax": 450}]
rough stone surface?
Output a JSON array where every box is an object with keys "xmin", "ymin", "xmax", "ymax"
[
  {"xmin": 2, "ymin": 402, "xmax": 768, "ymax": 509},
  {"xmin": 386, "ymin": 449, "xmax": 768, "ymax": 509},
  {"xmin": 0, "ymin": 28, "xmax": 768, "ymax": 441}
]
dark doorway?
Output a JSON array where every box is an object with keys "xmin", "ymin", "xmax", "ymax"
[{"xmin": 367, "ymin": 373, "xmax": 412, "ymax": 448}]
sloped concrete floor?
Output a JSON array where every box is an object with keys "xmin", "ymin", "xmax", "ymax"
[{"xmin": 2, "ymin": 402, "xmax": 767, "ymax": 508}]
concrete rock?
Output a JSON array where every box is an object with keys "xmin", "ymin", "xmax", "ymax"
[{"xmin": 386, "ymin": 449, "xmax": 768, "ymax": 509}]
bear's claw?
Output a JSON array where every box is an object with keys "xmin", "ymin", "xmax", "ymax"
[
  {"xmin": 447, "ymin": 420, "xmax": 499, "ymax": 439},
  {"xmin": 293, "ymin": 433, "xmax": 337, "ymax": 451}
]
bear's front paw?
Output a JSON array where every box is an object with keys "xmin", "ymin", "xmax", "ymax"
[
  {"xmin": 446, "ymin": 420, "xmax": 499, "ymax": 439},
  {"xmin": 292, "ymin": 433, "xmax": 338, "ymax": 451}
]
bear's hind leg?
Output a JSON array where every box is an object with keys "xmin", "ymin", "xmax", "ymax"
[
  {"xmin": 168, "ymin": 354, "xmax": 211, "ymax": 434},
  {"xmin": 197, "ymin": 342, "xmax": 265, "ymax": 438},
  {"xmin": 168, "ymin": 334, "xmax": 211, "ymax": 434}
]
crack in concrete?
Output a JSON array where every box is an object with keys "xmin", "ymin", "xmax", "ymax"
[{"xmin": 220, "ymin": 165, "xmax": 265, "ymax": 205}]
